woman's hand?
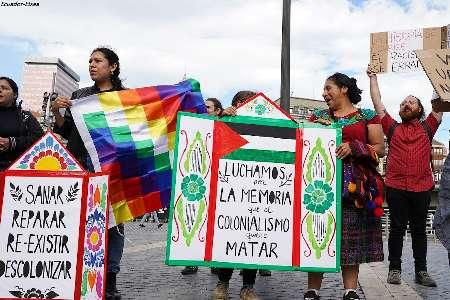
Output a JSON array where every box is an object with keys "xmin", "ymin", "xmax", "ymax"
[
  {"xmin": 313, "ymin": 118, "xmax": 332, "ymax": 126},
  {"xmin": 221, "ymin": 106, "xmax": 237, "ymax": 116},
  {"xmin": 336, "ymin": 142, "xmax": 352, "ymax": 159},
  {"xmin": 51, "ymin": 96, "xmax": 71, "ymax": 116}
]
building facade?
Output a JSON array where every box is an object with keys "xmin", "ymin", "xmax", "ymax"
[
  {"xmin": 275, "ymin": 96, "xmax": 328, "ymax": 120},
  {"xmin": 20, "ymin": 57, "xmax": 80, "ymax": 114},
  {"xmin": 432, "ymin": 140, "xmax": 448, "ymax": 189}
]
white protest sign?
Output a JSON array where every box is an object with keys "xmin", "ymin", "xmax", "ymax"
[
  {"xmin": 370, "ymin": 26, "xmax": 445, "ymax": 73},
  {"xmin": 0, "ymin": 176, "xmax": 83, "ymax": 299}
]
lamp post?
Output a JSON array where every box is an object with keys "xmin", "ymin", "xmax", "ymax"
[
  {"xmin": 40, "ymin": 72, "xmax": 57, "ymax": 131},
  {"xmin": 280, "ymin": 0, "xmax": 291, "ymax": 113}
]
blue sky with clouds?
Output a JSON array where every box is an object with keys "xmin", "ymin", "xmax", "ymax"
[
  {"xmin": 1, "ymin": 0, "xmax": 449, "ymax": 142},
  {"xmin": 349, "ymin": 0, "xmax": 409, "ymax": 10},
  {"xmin": 0, "ymin": 38, "xmax": 36, "ymax": 86}
]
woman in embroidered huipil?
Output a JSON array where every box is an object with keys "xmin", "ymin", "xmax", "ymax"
[{"xmin": 304, "ymin": 73, "xmax": 385, "ymax": 300}]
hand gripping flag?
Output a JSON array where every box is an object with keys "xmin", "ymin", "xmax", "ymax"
[{"xmin": 70, "ymin": 79, "xmax": 206, "ymax": 224}]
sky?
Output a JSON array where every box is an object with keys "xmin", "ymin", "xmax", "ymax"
[{"xmin": 0, "ymin": 0, "xmax": 449, "ymax": 143}]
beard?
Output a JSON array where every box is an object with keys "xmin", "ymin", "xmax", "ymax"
[{"xmin": 399, "ymin": 107, "xmax": 421, "ymax": 122}]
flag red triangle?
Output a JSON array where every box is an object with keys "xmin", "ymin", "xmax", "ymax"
[
  {"xmin": 205, "ymin": 120, "xmax": 248, "ymax": 261},
  {"xmin": 213, "ymin": 121, "xmax": 248, "ymax": 159}
]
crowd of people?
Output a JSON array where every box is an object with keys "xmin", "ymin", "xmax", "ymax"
[{"xmin": 1, "ymin": 47, "xmax": 450, "ymax": 300}]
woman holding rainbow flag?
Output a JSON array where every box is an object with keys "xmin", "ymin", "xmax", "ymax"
[{"xmin": 51, "ymin": 47, "xmax": 125, "ymax": 300}]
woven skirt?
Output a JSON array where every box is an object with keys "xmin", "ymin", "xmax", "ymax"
[{"xmin": 340, "ymin": 204, "xmax": 384, "ymax": 265}]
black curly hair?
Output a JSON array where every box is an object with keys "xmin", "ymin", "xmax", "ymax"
[
  {"xmin": 91, "ymin": 47, "xmax": 124, "ymax": 90},
  {"xmin": 327, "ymin": 72, "xmax": 362, "ymax": 104},
  {"xmin": 231, "ymin": 90, "xmax": 256, "ymax": 107}
]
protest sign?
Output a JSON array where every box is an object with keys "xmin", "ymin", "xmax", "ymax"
[
  {"xmin": 416, "ymin": 48, "xmax": 450, "ymax": 101},
  {"xmin": 166, "ymin": 111, "xmax": 342, "ymax": 272},
  {"xmin": 370, "ymin": 26, "xmax": 445, "ymax": 73},
  {"xmin": 0, "ymin": 132, "xmax": 108, "ymax": 300}
]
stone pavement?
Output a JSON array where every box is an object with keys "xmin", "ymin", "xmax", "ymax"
[
  {"xmin": 116, "ymin": 222, "xmax": 449, "ymax": 299},
  {"xmin": 381, "ymin": 238, "xmax": 450, "ymax": 300}
]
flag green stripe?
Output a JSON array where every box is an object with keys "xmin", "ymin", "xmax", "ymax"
[{"xmin": 187, "ymin": 78, "xmax": 201, "ymax": 92}]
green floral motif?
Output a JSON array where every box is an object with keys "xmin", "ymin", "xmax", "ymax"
[
  {"xmin": 101, "ymin": 183, "xmax": 107, "ymax": 210},
  {"xmin": 184, "ymin": 131, "xmax": 207, "ymax": 175},
  {"xmin": 303, "ymin": 180, "xmax": 334, "ymax": 214},
  {"xmin": 81, "ymin": 270, "xmax": 88, "ymax": 296},
  {"xmin": 181, "ymin": 174, "xmax": 206, "ymax": 202},
  {"xmin": 254, "ymin": 104, "xmax": 267, "ymax": 115},
  {"xmin": 176, "ymin": 198, "xmax": 206, "ymax": 246},
  {"xmin": 305, "ymin": 138, "xmax": 332, "ymax": 184},
  {"xmin": 306, "ymin": 212, "xmax": 334, "ymax": 259}
]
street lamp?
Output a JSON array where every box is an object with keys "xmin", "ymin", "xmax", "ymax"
[
  {"xmin": 40, "ymin": 73, "xmax": 57, "ymax": 131},
  {"xmin": 280, "ymin": 0, "xmax": 291, "ymax": 113}
]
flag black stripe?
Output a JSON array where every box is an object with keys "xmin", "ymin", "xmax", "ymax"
[{"xmin": 225, "ymin": 122, "xmax": 296, "ymax": 139}]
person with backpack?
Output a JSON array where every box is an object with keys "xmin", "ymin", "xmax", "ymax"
[
  {"xmin": 0, "ymin": 77, "xmax": 44, "ymax": 171},
  {"xmin": 367, "ymin": 66, "xmax": 442, "ymax": 287}
]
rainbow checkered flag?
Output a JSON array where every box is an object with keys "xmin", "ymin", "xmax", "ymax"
[{"xmin": 71, "ymin": 79, "xmax": 206, "ymax": 224}]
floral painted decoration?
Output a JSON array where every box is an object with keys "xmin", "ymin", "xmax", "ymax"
[
  {"xmin": 303, "ymin": 180, "xmax": 334, "ymax": 214},
  {"xmin": 181, "ymin": 174, "xmax": 206, "ymax": 202}
]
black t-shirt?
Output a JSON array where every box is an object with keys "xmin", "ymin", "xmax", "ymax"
[{"xmin": 0, "ymin": 106, "xmax": 22, "ymax": 137}]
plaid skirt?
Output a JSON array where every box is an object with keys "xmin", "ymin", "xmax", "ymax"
[{"xmin": 340, "ymin": 204, "xmax": 384, "ymax": 265}]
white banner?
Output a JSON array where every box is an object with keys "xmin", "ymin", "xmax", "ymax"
[{"xmin": 0, "ymin": 176, "xmax": 83, "ymax": 299}]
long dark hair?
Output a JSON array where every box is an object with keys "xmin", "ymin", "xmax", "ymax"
[
  {"xmin": 0, "ymin": 76, "xmax": 28, "ymax": 134},
  {"xmin": 327, "ymin": 72, "xmax": 362, "ymax": 104},
  {"xmin": 91, "ymin": 47, "xmax": 124, "ymax": 90},
  {"xmin": 412, "ymin": 96, "xmax": 425, "ymax": 121}
]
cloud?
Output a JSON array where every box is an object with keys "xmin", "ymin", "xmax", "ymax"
[
  {"xmin": 0, "ymin": 0, "xmax": 449, "ymax": 140},
  {"xmin": 0, "ymin": 36, "xmax": 35, "ymax": 53}
]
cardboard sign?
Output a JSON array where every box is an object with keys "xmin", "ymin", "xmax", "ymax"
[
  {"xmin": 166, "ymin": 113, "xmax": 342, "ymax": 272},
  {"xmin": 446, "ymin": 24, "xmax": 450, "ymax": 49},
  {"xmin": 416, "ymin": 48, "xmax": 450, "ymax": 101},
  {"xmin": 370, "ymin": 26, "xmax": 446, "ymax": 73},
  {"xmin": 0, "ymin": 132, "xmax": 109, "ymax": 300}
]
